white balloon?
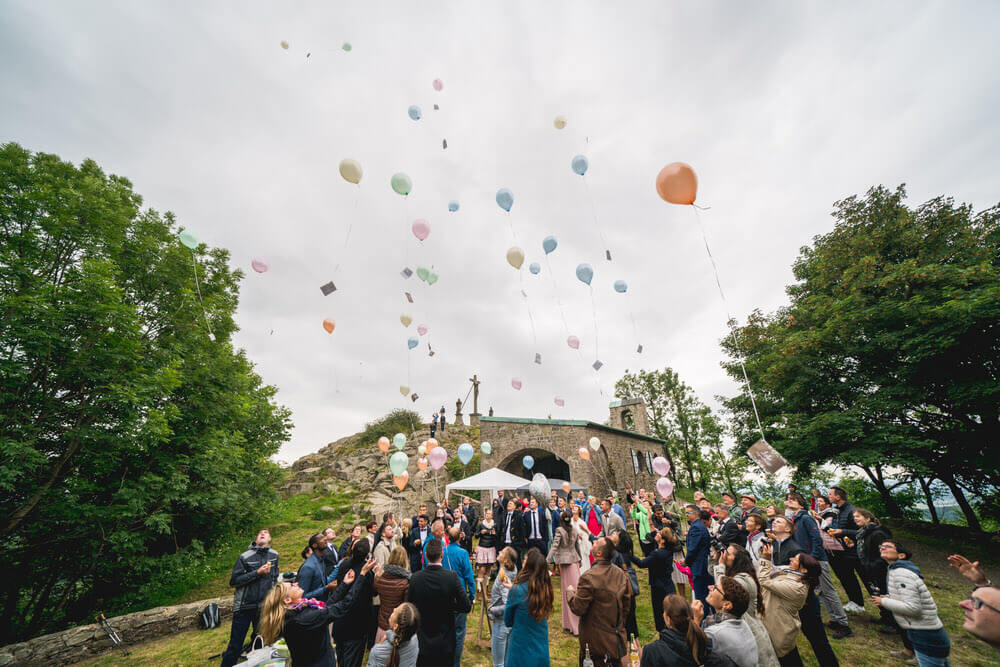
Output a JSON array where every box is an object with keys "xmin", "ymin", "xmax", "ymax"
[{"xmin": 589, "ymin": 437, "xmax": 601, "ymax": 451}]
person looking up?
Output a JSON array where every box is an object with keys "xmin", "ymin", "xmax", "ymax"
[
  {"xmin": 221, "ymin": 529, "xmax": 279, "ymax": 667},
  {"xmin": 568, "ymin": 537, "xmax": 631, "ymax": 667},
  {"xmin": 407, "ymin": 538, "xmax": 471, "ymax": 667},
  {"xmin": 948, "ymin": 554, "xmax": 1000, "ymax": 656},
  {"xmin": 693, "ymin": 576, "xmax": 758, "ymax": 667}
]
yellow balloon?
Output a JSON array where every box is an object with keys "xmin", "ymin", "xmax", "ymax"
[
  {"xmin": 400, "ymin": 313, "xmax": 413, "ymax": 327},
  {"xmin": 339, "ymin": 158, "xmax": 363, "ymax": 184},
  {"xmin": 506, "ymin": 246, "xmax": 525, "ymax": 270},
  {"xmin": 553, "ymin": 115, "xmax": 567, "ymax": 130}
]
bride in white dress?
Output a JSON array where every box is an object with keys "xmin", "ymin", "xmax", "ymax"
[{"xmin": 569, "ymin": 503, "xmax": 593, "ymax": 574}]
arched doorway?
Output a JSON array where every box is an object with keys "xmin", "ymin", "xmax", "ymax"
[{"xmin": 499, "ymin": 448, "xmax": 570, "ymax": 482}]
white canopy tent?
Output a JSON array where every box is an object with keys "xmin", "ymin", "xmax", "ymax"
[{"xmin": 444, "ymin": 467, "xmax": 531, "ymax": 499}]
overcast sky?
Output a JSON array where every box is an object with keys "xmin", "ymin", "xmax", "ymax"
[{"xmin": 3, "ymin": 1, "xmax": 998, "ymax": 463}]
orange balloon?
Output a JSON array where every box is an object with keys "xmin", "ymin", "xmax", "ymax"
[
  {"xmin": 322, "ymin": 318, "xmax": 336, "ymax": 333},
  {"xmin": 578, "ymin": 447, "xmax": 591, "ymax": 461},
  {"xmin": 656, "ymin": 162, "xmax": 697, "ymax": 205},
  {"xmin": 562, "ymin": 481, "xmax": 571, "ymax": 494},
  {"xmin": 377, "ymin": 436, "xmax": 390, "ymax": 453},
  {"xmin": 417, "ymin": 457, "xmax": 428, "ymax": 472},
  {"xmin": 426, "ymin": 438, "xmax": 439, "ymax": 452},
  {"xmin": 394, "ymin": 471, "xmax": 409, "ymax": 491}
]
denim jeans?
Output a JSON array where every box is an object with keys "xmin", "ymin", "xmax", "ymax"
[
  {"xmin": 220, "ymin": 608, "xmax": 259, "ymax": 667},
  {"xmin": 453, "ymin": 612, "xmax": 468, "ymax": 667},
  {"xmin": 491, "ymin": 618, "xmax": 510, "ymax": 667},
  {"xmin": 907, "ymin": 628, "xmax": 951, "ymax": 667},
  {"xmin": 817, "ymin": 560, "xmax": 848, "ymax": 626}
]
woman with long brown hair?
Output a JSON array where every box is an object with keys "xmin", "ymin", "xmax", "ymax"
[
  {"xmin": 372, "ymin": 546, "xmax": 411, "ymax": 644},
  {"xmin": 501, "ymin": 548, "xmax": 553, "ymax": 666},
  {"xmin": 257, "ymin": 558, "xmax": 376, "ymax": 667},
  {"xmin": 639, "ymin": 594, "xmax": 731, "ymax": 666}
]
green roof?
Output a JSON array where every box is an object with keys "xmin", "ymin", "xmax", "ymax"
[{"xmin": 479, "ymin": 416, "xmax": 665, "ymax": 444}]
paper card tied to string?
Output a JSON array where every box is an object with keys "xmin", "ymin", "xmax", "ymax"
[
  {"xmin": 410, "ymin": 393, "xmax": 419, "ymax": 402},
  {"xmin": 605, "ymin": 250, "xmax": 612, "ymax": 261},
  {"xmin": 534, "ymin": 353, "xmax": 542, "ymax": 365},
  {"xmin": 637, "ymin": 344, "xmax": 643, "ymax": 354},
  {"xmin": 405, "ymin": 292, "xmax": 413, "ymax": 303},
  {"xmin": 320, "ymin": 281, "xmax": 337, "ymax": 296},
  {"xmin": 442, "ymin": 139, "xmax": 448, "ymax": 149},
  {"xmin": 592, "ymin": 360, "xmax": 603, "ymax": 371},
  {"xmin": 433, "ymin": 104, "xmax": 439, "ymax": 110},
  {"xmin": 428, "ymin": 343, "xmax": 435, "ymax": 357},
  {"xmin": 747, "ymin": 439, "xmax": 788, "ymax": 474},
  {"xmin": 400, "ymin": 267, "xmax": 413, "ymax": 279}
]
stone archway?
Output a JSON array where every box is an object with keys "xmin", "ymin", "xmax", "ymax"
[{"xmin": 499, "ymin": 447, "xmax": 571, "ymax": 482}]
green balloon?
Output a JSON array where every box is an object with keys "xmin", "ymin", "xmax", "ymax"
[
  {"xmin": 391, "ymin": 173, "xmax": 412, "ymax": 196},
  {"xmin": 392, "ymin": 432, "xmax": 406, "ymax": 450},
  {"xmin": 427, "ymin": 270, "xmax": 439, "ymax": 285},
  {"xmin": 389, "ymin": 451, "xmax": 409, "ymax": 476},
  {"xmin": 179, "ymin": 230, "xmax": 199, "ymax": 249},
  {"xmin": 342, "ymin": 42, "xmax": 352, "ymax": 52},
  {"xmin": 480, "ymin": 441, "xmax": 492, "ymax": 455},
  {"xmin": 416, "ymin": 266, "xmax": 430, "ymax": 282}
]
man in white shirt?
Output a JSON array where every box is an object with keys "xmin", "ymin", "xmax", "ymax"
[{"xmin": 524, "ymin": 497, "xmax": 549, "ymax": 555}]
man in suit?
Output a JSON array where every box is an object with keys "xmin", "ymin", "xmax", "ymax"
[
  {"xmin": 408, "ymin": 538, "xmax": 471, "ymax": 667},
  {"xmin": 461, "ymin": 496, "xmax": 478, "ymax": 531},
  {"xmin": 411, "ymin": 504, "xmax": 429, "ymax": 532},
  {"xmin": 713, "ymin": 504, "xmax": 744, "ymax": 547},
  {"xmin": 321, "ymin": 527, "xmax": 340, "ymax": 578},
  {"xmin": 453, "ymin": 508, "xmax": 473, "ymax": 553},
  {"xmin": 685, "ymin": 506, "xmax": 714, "ymax": 613},
  {"xmin": 599, "ymin": 498, "xmax": 625, "ymax": 538},
  {"xmin": 406, "ymin": 514, "xmax": 430, "ymax": 572},
  {"xmin": 444, "ymin": 527, "xmax": 476, "ymax": 667},
  {"xmin": 523, "ymin": 497, "xmax": 549, "ymax": 555},
  {"xmin": 499, "ymin": 498, "xmax": 525, "ymax": 566}
]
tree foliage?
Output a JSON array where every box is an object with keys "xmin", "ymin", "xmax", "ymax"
[
  {"xmin": 721, "ymin": 185, "xmax": 999, "ymax": 530},
  {"xmin": 0, "ymin": 144, "xmax": 291, "ymax": 642}
]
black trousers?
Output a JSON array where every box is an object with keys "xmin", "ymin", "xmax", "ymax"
[
  {"xmin": 829, "ymin": 550, "xmax": 866, "ymax": 606},
  {"xmin": 220, "ymin": 608, "xmax": 259, "ymax": 667},
  {"xmin": 799, "ymin": 590, "xmax": 839, "ymax": 667},
  {"xmin": 526, "ymin": 538, "xmax": 546, "ymax": 555},
  {"xmin": 650, "ymin": 585, "xmax": 670, "ymax": 632},
  {"xmin": 778, "ymin": 647, "xmax": 805, "ymax": 667},
  {"xmin": 335, "ymin": 637, "xmax": 366, "ymax": 667}
]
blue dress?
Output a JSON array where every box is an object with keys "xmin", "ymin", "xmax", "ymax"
[{"xmin": 503, "ymin": 582, "xmax": 550, "ymax": 667}]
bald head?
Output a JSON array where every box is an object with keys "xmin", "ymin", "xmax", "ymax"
[
  {"xmin": 592, "ymin": 537, "xmax": 616, "ymax": 561},
  {"xmin": 448, "ymin": 526, "xmax": 461, "ymax": 542}
]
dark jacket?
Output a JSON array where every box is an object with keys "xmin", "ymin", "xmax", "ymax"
[
  {"xmin": 331, "ymin": 557, "xmax": 375, "ymax": 642},
  {"xmin": 407, "ymin": 563, "xmax": 471, "ymax": 663},
  {"xmin": 632, "ymin": 547, "xmax": 677, "ymax": 593},
  {"xmin": 856, "ymin": 523, "xmax": 892, "ymax": 582},
  {"xmin": 297, "ymin": 553, "xmax": 328, "ymax": 601},
  {"xmin": 791, "ymin": 509, "xmax": 826, "ymax": 561},
  {"xmin": 405, "ymin": 526, "xmax": 430, "ymax": 572},
  {"xmin": 522, "ymin": 507, "xmax": 549, "ymax": 544},
  {"xmin": 717, "ymin": 517, "xmax": 744, "ymax": 547},
  {"xmin": 833, "ymin": 500, "xmax": 859, "ymax": 541},
  {"xmin": 321, "ymin": 544, "xmax": 339, "ymax": 578},
  {"xmin": 477, "ymin": 520, "xmax": 498, "ymax": 549},
  {"xmin": 685, "ymin": 520, "xmax": 711, "ymax": 578},
  {"xmin": 500, "ymin": 509, "xmax": 526, "ymax": 549},
  {"xmin": 230, "ymin": 544, "xmax": 279, "ymax": 612},
  {"xmin": 337, "ymin": 537, "xmax": 356, "ymax": 562},
  {"xmin": 771, "ymin": 536, "xmax": 803, "ymax": 567},
  {"xmin": 282, "ymin": 574, "xmax": 363, "ymax": 667},
  {"xmin": 640, "ymin": 627, "xmax": 738, "ymax": 667},
  {"xmin": 462, "ymin": 503, "xmax": 479, "ymax": 530}
]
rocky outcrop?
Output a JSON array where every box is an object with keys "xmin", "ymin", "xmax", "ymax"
[{"xmin": 0, "ymin": 596, "xmax": 232, "ymax": 665}]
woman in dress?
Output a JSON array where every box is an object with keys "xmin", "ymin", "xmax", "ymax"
[
  {"xmin": 475, "ymin": 509, "xmax": 498, "ymax": 581},
  {"xmin": 569, "ymin": 504, "xmax": 593, "ymax": 574},
  {"xmin": 487, "ymin": 547, "xmax": 519, "ymax": 667},
  {"xmin": 546, "ymin": 511, "xmax": 581, "ymax": 635},
  {"xmin": 502, "ymin": 548, "xmax": 553, "ymax": 667}
]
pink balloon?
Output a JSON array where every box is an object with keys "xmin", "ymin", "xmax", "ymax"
[
  {"xmin": 429, "ymin": 446, "xmax": 448, "ymax": 470},
  {"xmin": 412, "ymin": 219, "xmax": 430, "ymax": 242},
  {"xmin": 511, "ymin": 378, "xmax": 522, "ymax": 390},
  {"xmin": 417, "ymin": 324, "xmax": 428, "ymax": 336},
  {"xmin": 656, "ymin": 477, "xmax": 674, "ymax": 499},
  {"xmin": 652, "ymin": 456, "xmax": 671, "ymax": 477},
  {"xmin": 251, "ymin": 257, "xmax": 269, "ymax": 273},
  {"xmin": 554, "ymin": 396, "xmax": 565, "ymax": 407},
  {"xmin": 567, "ymin": 335, "xmax": 580, "ymax": 350},
  {"xmin": 433, "ymin": 78, "xmax": 443, "ymax": 91}
]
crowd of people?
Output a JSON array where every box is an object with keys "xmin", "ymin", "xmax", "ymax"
[{"xmin": 219, "ymin": 484, "xmax": 1000, "ymax": 667}]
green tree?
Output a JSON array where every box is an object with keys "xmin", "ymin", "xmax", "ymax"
[
  {"xmin": 721, "ymin": 185, "xmax": 999, "ymax": 530},
  {"xmin": 0, "ymin": 144, "xmax": 291, "ymax": 641}
]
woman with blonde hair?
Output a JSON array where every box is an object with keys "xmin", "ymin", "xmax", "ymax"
[
  {"xmin": 365, "ymin": 602, "xmax": 420, "ymax": 667},
  {"xmin": 258, "ymin": 558, "xmax": 376, "ymax": 666},
  {"xmin": 373, "ymin": 546, "xmax": 411, "ymax": 644},
  {"xmin": 487, "ymin": 547, "xmax": 519, "ymax": 667}
]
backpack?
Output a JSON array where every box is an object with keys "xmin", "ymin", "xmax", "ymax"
[{"xmin": 199, "ymin": 603, "xmax": 220, "ymax": 629}]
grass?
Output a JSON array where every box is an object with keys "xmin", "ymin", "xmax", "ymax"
[{"xmin": 79, "ymin": 522, "xmax": 999, "ymax": 666}]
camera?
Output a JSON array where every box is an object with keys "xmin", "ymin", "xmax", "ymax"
[{"xmin": 281, "ymin": 572, "xmax": 298, "ymax": 584}]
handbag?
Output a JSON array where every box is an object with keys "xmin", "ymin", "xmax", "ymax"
[{"xmin": 241, "ymin": 635, "xmax": 287, "ymax": 667}]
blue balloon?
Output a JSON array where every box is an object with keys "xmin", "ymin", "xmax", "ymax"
[
  {"xmin": 529, "ymin": 262, "xmax": 541, "ymax": 275},
  {"xmin": 448, "ymin": 200, "xmax": 460, "ymax": 212},
  {"xmin": 542, "ymin": 235, "xmax": 558, "ymax": 255},
  {"xmin": 571, "ymin": 154, "xmax": 589, "ymax": 176},
  {"xmin": 522, "ymin": 455, "xmax": 534, "ymax": 469},
  {"xmin": 408, "ymin": 105, "xmax": 422, "ymax": 121},
  {"xmin": 576, "ymin": 263, "xmax": 594, "ymax": 286},
  {"xmin": 457, "ymin": 442, "xmax": 474, "ymax": 465},
  {"xmin": 496, "ymin": 188, "xmax": 513, "ymax": 212},
  {"xmin": 407, "ymin": 336, "xmax": 419, "ymax": 350},
  {"xmin": 614, "ymin": 279, "xmax": 628, "ymax": 293}
]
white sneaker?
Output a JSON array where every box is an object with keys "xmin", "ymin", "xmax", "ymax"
[{"xmin": 844, "ymin": 602, "xmax": 864, "ymax": 613}]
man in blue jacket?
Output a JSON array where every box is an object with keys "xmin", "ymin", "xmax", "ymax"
[
  {"xmin": 444, "ymin": 526, "xmax": 475, "ymax": 667},
  {"xmin": 221, "ymin": 529, "xmax": 279, "ymax": 667},
  {"xmin": 684, "ymin": 506, "xmax": 714, "ymax": 613}
]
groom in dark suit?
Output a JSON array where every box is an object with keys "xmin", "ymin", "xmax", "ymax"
[
  {"xmin": 523, "ymin": 496, "xmax": 549, "ymax": 556},
  {"xmin": 407, "ymin": 538, "xmax": 471, "ymax": 667}
]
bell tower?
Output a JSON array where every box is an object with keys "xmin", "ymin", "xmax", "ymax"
[{"xmin": 608, "ymin": 398, "xmax": 651, "ymax": 436}]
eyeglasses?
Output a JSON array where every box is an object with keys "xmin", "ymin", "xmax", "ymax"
[{"xmin": 969, "ymin": 596, "xmax": 1000, "ymax": 615}]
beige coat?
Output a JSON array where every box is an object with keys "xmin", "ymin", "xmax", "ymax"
[
  {"xmin": 714, "ymin": 564, "xmax": 780, "ymax": 667},
  {"xmin": 757, "ymin": 559, "xmax": 808, "ymax": 657},
  {"xmin": 547, "ymin": 525, "xmax": 582, "ymax": 565}
]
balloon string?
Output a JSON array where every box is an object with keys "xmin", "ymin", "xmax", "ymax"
[
  {"xmin": 190, "ymin": 251, "xmax": 214, "ymax": 340},
  {"xmin": 589, "ymin": 285, "xmax": 599, "ymax": 360},
  {"xmin": 544, "ymin": 255, "xmax": 571, "ymax": 337},
  {"xmin": 583, "ymin": 177, "xmax": 611, "ymax": 260},
  {"xmin": 692, "ymin": 207, "xmax": 766, "ymax": 444},
  {"xmin": 519, "ymin": 270, "xmax": 537, "ymax": 345},
  {"xmin": 628, "ymin": 292, "xmax": 641, "ymax": 346},
  {"xmin": 333, "ymin": 189, "xmax": 360, "ymax": 275}
]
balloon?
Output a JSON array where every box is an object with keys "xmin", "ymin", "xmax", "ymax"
[
  {"xmin": 589, "ymin": 437, "xmax": 601, "ymax": 451},
  {"xmin": 417, "ymin": 443, "xmax": 427, "ymax": 455},
  {"xmin": 542, "ymin": 235, "xmax": 558, "ymax": 255},
  {"xmin": 506, "ymin": 247, "xmax": 524, "ymax": 270},
  {"xmin": 407, "ymin": 105, "xmax": 422, "ymax": 121},
  {"xmin": 412, "ymin": 219, "xmax": 430, "ymax": 242},
  {"xmin": 571, "ymin": 155, "xmax": 589, "ymax": 176},
  {"xmin": 179, "ymin": 230, "xmax": 199, "ymax": 249},
  {"xmin": 391, "ymin": 173, "xmax": 412, "ymax": 196},
  {"xmin": 496, "ymin": 188, "xmax": 513, "ymax": 212},
  {"xmin": 614, "ymin": 279, "xmax": 627, "ymax": 293},
  {"xmin": 417, "ymin": 457, "xmax": 428, "ymax": 471},
  {"xmin": 393, "ymin": 433, "xmax": 407, "ymax": 450},
  {"xmin": 339, "ymin": 158, "xmax": 362, "ymax": 184},
  {"xmin": 576, "ymin": 263, "xmax": 594, "ymax": 285},
  {"xmin": 528, "ymin": 262, "xmax": 541, "ymax": 275},
  {"xmin": 280, "ymin": 40, "xmax": 289, "ymax": 50},
  {"xmin": 528, "ymin": 473, "xmax": 550, "ymax": 505},
  {"xmin": 553, "ymin": 115, "xmax": 567, "ymax": 130},
  {"xmin": 432, "ymin": 78, "xmax": 443, "ymax": 91},
  {"xmin": 426, "ymin": 438, "xmax": 439, "ymax": 451},
  {"xmin": 417, "ymin": 324, "xmax": 428, "ymax": 336},
  {"xmin": 416, "ymin": 266, "xmax": 430, "ymax": 282},
  {"xmin": 511, "ymin": 378, "xmax": 522, "ymax": 390},
  {"xmin": 522, "ymin": 455, "xmax": 534, "ymax": 469},
  {"xmin": 342, "ymin": 42, "xmax": 352, "ymax": 52},
  {"xmin": 554, "ymin": 396, "xmax": 565, "ymax": 407},
  {"xmin": 567, "ymin": 335, "xmax": 580, "ymax": 350},
  {"xmin": 399, "ymin": 385, "xmax": 409, "ymax": 396},
  {"xmin": 429, "ymin": 446, "xmax": 447, "ymax": 470},
  {"xmin": 407, "ymin": 336, "xmax": 419, "ymax": 350},
  {"xmin": 656, "ymin": 477, "xmax": 675, "ymax": 499},
  {"xmin": 562, "ymin": 481, "xmax": 571, "ymax": 494},
  {"xmin": 426, "ymin": 270, "xmax": 439, "ymax": 285},
  {"xmin": 323, "ymin": 318, "xmax": 335, "ymax": 334},
  {"xmin": 448, "ymin": 200, "xmax": 459, "ymax": 212},
  {"xmin": 394, "ymin": 471, "xmax": 409, "ymax": 491},
  {"xmin": 400, "ymin": 313, "xmax": 413, "ymax": 327},
  {"xmin": 578, "ymin": 447, "xmax": 591, "ymax": 461},
  {"xmin": 480, "ymin": 441, "xmax": 492, "ymax": 454},
  {"xmin": 251, "ymin": 257, "xmax": 269, "ymax": 273},
  {"xmin": 652, "ymin": 456, "xmax": 671, "ymax": 477},
  {"xmin": 389, "ymin": 451, "xmax": 408, "ymax": 476},
  {"xmin": 656, "ymin": 162, "xmax": 698, "ymax": 205},
  {"xmin": 377, "ymin": 436, "xmax": 391, "ymax": 453},
  {"xmin": 457, "ymin": 442, "xmax": 474, "ymax": 465}
]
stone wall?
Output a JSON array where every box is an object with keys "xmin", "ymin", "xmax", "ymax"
[{"xmin": 0, "ymin": 596, "xmax": 232, "ymax": 665}]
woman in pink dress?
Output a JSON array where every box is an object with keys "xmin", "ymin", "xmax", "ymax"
[
  {"xmin": 547, "ymin": 512, "xmax": 582, "ymax": 634},
  {"xmin": 585, "ymin": 496, "xmax": 602, "ymax": 565}
]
